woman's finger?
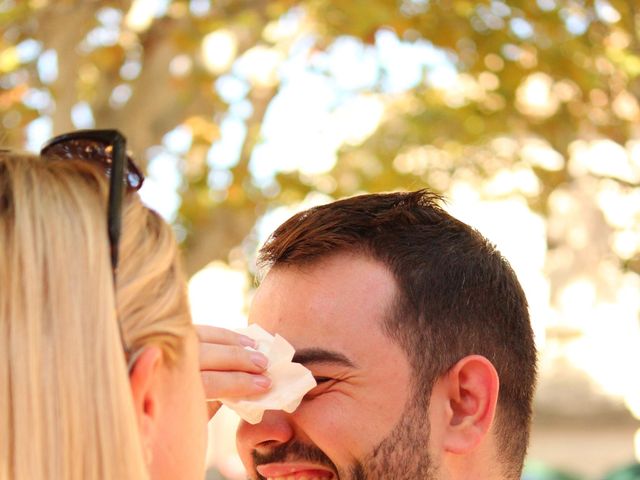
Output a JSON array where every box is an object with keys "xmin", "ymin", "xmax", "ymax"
[
  {"xmin": 199, "ymin": 343, "xmax": 268, "ymax": 373},
  {"xmin": 195, "ymin": 324, "xmax": 256, "ymax": 349},
  {"xmin": 201, "ymin": 370, "xmax": 271, "ymax": 401}
]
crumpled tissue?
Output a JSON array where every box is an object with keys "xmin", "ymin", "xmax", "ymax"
[{"xmin": 216, "ymin": 324, "xmax": 317, "ymax": 424}]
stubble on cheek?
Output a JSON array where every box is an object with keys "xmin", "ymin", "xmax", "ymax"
[{"xmin": 346, "ymin": 401, "xmax": 438, "ymax": 480}]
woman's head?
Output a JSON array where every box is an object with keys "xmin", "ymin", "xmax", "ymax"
[{"xmin": 0, "ymin": 151, "xmax": 207, "ymax": 479}]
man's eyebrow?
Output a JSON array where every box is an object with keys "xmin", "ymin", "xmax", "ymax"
[{"xmin": 292, "ymin": 348, "xmax": 357, "ymax": 368}]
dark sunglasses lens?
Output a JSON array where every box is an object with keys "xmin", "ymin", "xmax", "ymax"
[{"xmin": 42, "ymin": 138, "xmax": 143, "ymax": 191}]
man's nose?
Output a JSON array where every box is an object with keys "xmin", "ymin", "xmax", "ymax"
[{"xmin": 236, "ymin": 409, "xmax": 295, "ymax": 454}]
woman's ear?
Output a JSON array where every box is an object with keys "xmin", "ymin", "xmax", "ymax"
[
  {"xmin": 439, "ymin": 355, "xmax": 500, "ymax": 454},
  {"xmin": 129, "ymin": 346, "xmax": 164, "ymax": 463}
]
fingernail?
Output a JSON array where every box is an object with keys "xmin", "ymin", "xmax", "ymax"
[
  {"xmin": 239, "ymin": 335, "xmax": 256, "ymax": 348},
  {"xmin": 253, "ymin": 376, "xmax": 271, "ymax": 389},
  {"xmin": 250, "ymin": 352, "xmax": 269, "ymax": 369}
]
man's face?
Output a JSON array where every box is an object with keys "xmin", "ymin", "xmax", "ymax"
[{"xmin": 237, "ymin": 253, "xmax": 438, "ymax": 480}]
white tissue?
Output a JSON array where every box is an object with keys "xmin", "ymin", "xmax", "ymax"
[{"xmin": 217, "ymin": 324, "xmax": 317, "ymax": 424}]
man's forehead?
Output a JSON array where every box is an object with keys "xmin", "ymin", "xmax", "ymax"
[
  {"xmin": 255, "ymin": 253, "xmax": 396, "ymax": 305},
  {"xmin": 249, "ymin": 252, "xmax": 399, "ymax": 355}
]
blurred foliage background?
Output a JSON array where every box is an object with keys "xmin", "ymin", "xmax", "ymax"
[{"xmin": 2, "ymin": 0, "xmax": 640, "ymax": 478}]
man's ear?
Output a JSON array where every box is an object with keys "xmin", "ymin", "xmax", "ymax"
[
  {"xmin": 129, "ymin": 346, "xmax": 164, "ymax": 458},
  {"xmin": 440, "ymin": 355, "xmax": 499, "ymax": 454}
]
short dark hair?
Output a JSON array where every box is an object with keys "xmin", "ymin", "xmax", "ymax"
[{"xmin": 258, "ymin": 190, "xmax": 537, "ymax": 476}]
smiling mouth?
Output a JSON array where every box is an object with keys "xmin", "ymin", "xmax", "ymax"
[
  {"xmin": 257, "ymin": 463, "xmax": 336, "ymax": 480},
  {"xmin": 264, "ymin": 476, "xmax": 334, "ymax": 480}
]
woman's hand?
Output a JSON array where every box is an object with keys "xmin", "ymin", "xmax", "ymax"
[{"xmin": 196, "ymin": 325, "xmax": 271, "ymax": 419}]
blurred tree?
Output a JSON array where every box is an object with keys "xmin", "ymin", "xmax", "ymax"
[{"xmin": 0, "ymin": 0, "xmax": 638, "ymax": 281}]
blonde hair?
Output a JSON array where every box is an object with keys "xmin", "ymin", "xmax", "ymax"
[{"xmin": 0, "ymin": 152, "xmax": 192, "ymax": 479}]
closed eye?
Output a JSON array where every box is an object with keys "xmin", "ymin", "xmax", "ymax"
[
  {"xmin": 304, "ymin": 377, "xmax": 338, "ymax": 400},
  {"xmin": 313, "ymin": 376, "xmax": 333, "ymax": 384}
]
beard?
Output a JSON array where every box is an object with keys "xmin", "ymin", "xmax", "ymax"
[{"xmin": 252, "ymin": 397, "xmax": 438, "ymax": 480}]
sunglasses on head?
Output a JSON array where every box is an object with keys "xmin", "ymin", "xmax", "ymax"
[
  {"xmin": 41, "ymin": 129, "xmax": 144, "ymax": 271},
  {"xmin": 40, "ymin": 129, "xmax": 145, "ymax": 357}
]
